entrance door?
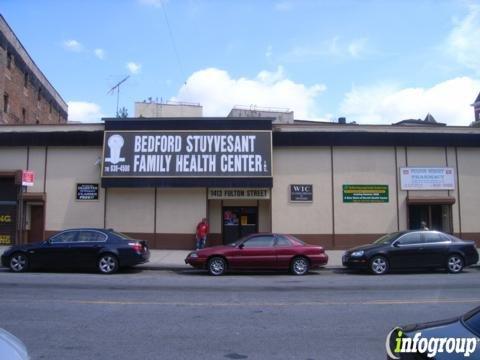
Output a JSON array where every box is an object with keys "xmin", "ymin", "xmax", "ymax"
[
  {"xmin": 408, "ymin": 204, "xmax": 452, "ymax": 233},
  {"xmin": 222, "ymin": 207, "xmax": 258, "ymax": 244},
  {"xmin": 29, "ymin": 205, "xmax": 45, "ymax": 243}
]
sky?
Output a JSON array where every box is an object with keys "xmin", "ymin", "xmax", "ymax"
[{"xmin": 2, "ymin": 0, "xmax": 480, "ymax": 125}]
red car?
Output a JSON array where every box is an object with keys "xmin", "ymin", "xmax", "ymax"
[{"xmin": 185, "ymin": 233, "xmax": 328, "ymax": 276}]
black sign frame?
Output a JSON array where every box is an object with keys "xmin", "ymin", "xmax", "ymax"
[
  {"xmin": 101, "ymin": 130, "xmax": 273, "ymax": 179},
  {"xmin": 76, "ymin": 183, "xmax": 99, "ymax": 201},
  {"xmin": 290, "ymin": 184, "xmax": 313, "ymax": 202}
]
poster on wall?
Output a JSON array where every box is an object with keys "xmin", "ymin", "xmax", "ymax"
[
  {"xmin": 290, "ymin": 184, "xmax": 313, "ymax": 202},
  {"xmin": 343, "ymin": 185, "xmax": 389, "ymax": 203},
  {"xmin": 0, "ymin": 205, "xmax": 16, "ymax": 245},
  {"xmin": 101, "ymin": 131, "xmax": 272, "ymax": 178},
  {"xmin": 76, "ymin": 184, "xmax": 99, "ymax": 201},
  {"xmin": 400, "ymin": 168, "xmax": 455, "ymax": 190}
]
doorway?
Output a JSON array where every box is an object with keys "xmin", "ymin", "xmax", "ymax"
[
  {"xmin": 28, "ymin": 204, "xmax": 45, "ymax": 242},
  {"xmin": 222, "ymin": 207, "xmax": 258, "ymax": 244},
  {"xmin": 408, "ymin": 204, "xmax": 452, "ymax": 233}
]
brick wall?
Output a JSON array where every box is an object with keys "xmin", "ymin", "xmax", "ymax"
[{"xmin": 0, "ymin": 46, "xmax": 67, "ymax": 125}]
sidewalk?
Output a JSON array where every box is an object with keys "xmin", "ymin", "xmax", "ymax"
[{"xmin": 0, "ymin": 246, "xmax": 344, "ymax": 269}]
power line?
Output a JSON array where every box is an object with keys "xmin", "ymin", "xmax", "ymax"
[{"xmin": 160, "ymin": 1, "xmax": 187, "ymax": 85}]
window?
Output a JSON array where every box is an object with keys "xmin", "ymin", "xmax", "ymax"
[
  {"xmin": 6, "ymin": 52, "xmax": 12, "ymax": 69},
  {"xmin": 49, "ymin": 101, "xmax": 52, "ymax": 114},
  {"xmin": 275, "ymin": 235, "xmax": 292, "ymax": 247},
  {"xmin": 21, "ymin": 108, "xmax": 26, "ymax": 122},
  {"xmin": 50, "ymin": 231, "xmax": 77, "ymax": 244},
  {"xmin": 423, "ymin": 232, "xmax": 450, "ymax": 244},
  {"xmin": 112, "ymin": 231, "xmax": 133, "ymax": 240},
  {"xmin": 242, "ymin": 236, "xmax": 275, "ymax": 248},
  {"xmin": 77, "ymin": 231, "xmax": 107, "ymax": 243},
  {"xmin": 37, "ymin": 87, "xmax": 41, "ymax": 101},
  {"xmin": 3, "ymin": 93, "xmax": 8, "ymax": 113},
  {"xmin": 396, "ymin": 233, "xmax": 423, "ymax": 246},
  {"xmin": 24, "ymin": 72, "xmax": 28, "ymax": 87}
]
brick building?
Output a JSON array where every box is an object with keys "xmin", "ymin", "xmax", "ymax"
[{"xmin": 0, "ymin": 15, "xmax": 67, "ymax": 125}]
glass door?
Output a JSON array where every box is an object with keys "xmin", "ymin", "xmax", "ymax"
[
  {"xmin": 408, "ymin": 204, "xmax": 452, "ymax": 233},
  {"xmin": 222, "ymin": 207, "xmax": 258, "ymax": 244}
]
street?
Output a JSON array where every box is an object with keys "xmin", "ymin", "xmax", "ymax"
[{"xmin": 0, "ymin": 267, "xmax": 480, "ymax": 360}]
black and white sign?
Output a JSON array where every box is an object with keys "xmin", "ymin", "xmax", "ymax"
[
  {"xmin": 102, "ymin": 131, "xmax": 272, "ymax": 178},
  {"xmin": 290, "ymin": 184, "xmax": 313, "ymax": 202},
  {"xmin": 208, "ymin": 188, "xmax": 270, "ymax": 200},
  {"xmin": 76, "ymin": 183, "xmax": 99, "ymax": 201}
]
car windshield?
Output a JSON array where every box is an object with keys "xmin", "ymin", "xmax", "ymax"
[
  {"xmin": 373, "ymin": 232, "xmax": 401, "ymax": 245},
  {"xmin": 463, "ymin": 310, "xmax": 480, "ymax": 337},
  {"xmin": 111, "ymin": 231, "xmax": 133, "ymax": 240}
]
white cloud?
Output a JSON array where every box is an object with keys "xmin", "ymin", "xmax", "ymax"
[
  {"xmin": 275, "ymin": 1, "xmax": 293, "ymax": 12},
  {"xmin": 171, "ymin": 66, "xmax": 326, "ymax": 119},
  {"xmin": 94, "ymin": 48, "xmax": 105, "ymax": 60},
  {"xmin": 63, "ymin": 39, "xmax": 83, "ymax": 52},
  {"xmin": 265, "ymin": 45, "xmax": 273, "ymax": 59},
  {"xmin": 126, "ymin": 62, "xmax": 141, "ymax": 74},
  {"xmin": 67, "ymin": 101, "xmax": 104, "ymax": 123},
  {"xmin": 445, "ymin": 4, "xmax": 480, "ymax": 72},
  {"xmin": 138, "ymin": 0, "xmax": 166, "ymax": 7},
  {"xmin": 347, "ymin": 38, "xmax": 368, "ymax": 58},
  {"xmin": 339, "ymin": 77, "xmax": 480, "ymax": 126},
  {"xmin": 282, "ymin": 36, "xmax": 369, "ymax": 62}
]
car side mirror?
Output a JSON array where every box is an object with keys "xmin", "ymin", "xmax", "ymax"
[
  {"xmin": 238, "ymin": 243, "xmax": 244, "ymax": 249},
  {"xmin": 393, "ymin": 242, "xmax": 400, "ymax": 247}
]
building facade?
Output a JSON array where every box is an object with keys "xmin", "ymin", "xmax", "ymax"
[
  {"xmin": 0, "ymin": 15, "xmax": 67, "ymax": 125},
  {"xmin": 0, "ymin": 118, "xmax": 479, "ymax": 249}
]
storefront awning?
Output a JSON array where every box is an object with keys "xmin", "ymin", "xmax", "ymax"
[{"xmin": 407, "ymin": 196, "xmax": 456, "ymax": 205}]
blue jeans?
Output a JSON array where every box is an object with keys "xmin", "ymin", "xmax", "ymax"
[{"xmin": 196, "ymin": 236, "xmax": 206, "ymax": 249}]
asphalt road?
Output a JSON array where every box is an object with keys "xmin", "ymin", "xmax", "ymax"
[{"xmin": 1, "ymin": 266, "xmax": 480, "ymax": 360}]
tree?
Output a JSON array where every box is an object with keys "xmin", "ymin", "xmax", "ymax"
[
  {"xmin": 470, "ymin": 121, "xmax": 480, "ymax": 128},
  {"xmin": 116, "ymin": 107, "xmax": 128, "ymax": 119}
]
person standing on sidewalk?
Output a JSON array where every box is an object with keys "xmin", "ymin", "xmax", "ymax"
[{"xmin": 195, "ymin": 218, "xmax": 209, "ymax": 250}]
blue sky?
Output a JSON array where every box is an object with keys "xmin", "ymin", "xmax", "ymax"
[{"xmin": 3, "ymin": 0, "xmax": 480, "ymax": 125}]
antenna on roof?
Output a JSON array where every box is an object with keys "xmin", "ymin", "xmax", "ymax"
[{"xmin": 107, "ymin": 75, "xmax": 130, "ymax": 116}]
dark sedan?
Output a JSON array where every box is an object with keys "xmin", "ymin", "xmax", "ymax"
[
  {"xmin": 1, "ymin": 228, "xmax": 150, "ymax": 274},
  {"xmin": 386, "ymin": 306, "xmax": 480, "ymax": 359},
  {"xmin": 185, "ymin": 233, "xmax": 328, "ymax": 276},
  {"xmin": 343, "ymin": 231, "xmax": 478, "ymax": 275}
]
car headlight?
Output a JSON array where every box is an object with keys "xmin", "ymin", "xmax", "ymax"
[
  {"xmin": 188, "ymin": 252, "xmax": 199, "ymax": 258},
  {"xmin": 351, "ymin": 250, "xmax": 365, "ymax": 257}
]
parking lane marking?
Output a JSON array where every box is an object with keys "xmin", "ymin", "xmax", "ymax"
[{"xmin": 58, "ymin": 298, "xmax": 480, "ymax": 306}]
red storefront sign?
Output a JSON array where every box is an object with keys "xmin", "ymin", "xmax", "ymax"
[{"xmin": 21, "ymin": 170, "xmax": 35, "ymax": 187}]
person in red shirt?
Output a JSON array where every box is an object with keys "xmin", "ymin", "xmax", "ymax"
[{"xmin": 195, "ymin": 218, "xmax": 209, "ymax": 250}]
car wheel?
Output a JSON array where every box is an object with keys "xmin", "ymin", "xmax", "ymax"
[
  {"xmin": 9, "ymin": 253, "xmax": 29, "ymax": 273},
  {"xmin": 291, "ymin": 256, "xmax": 309, "ymax": 275},
  {"xmin": 208, "ymin": 256, "xmax": 226, "ymax": 276},
  {"xmin": 446, "ymin": 254, "xmax": 464, "ymax": 273},
  {"xmin": 98, "ymin": 254, "xmax": 119, "ymax": 274},
  {"xmin": 370, "ymin": 255, "xmax": 389, "ymax": 275}
]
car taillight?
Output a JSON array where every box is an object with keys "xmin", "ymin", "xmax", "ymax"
[{"xmin": 128, "ymin": 242, "xmax": 143, "ymax": 253}]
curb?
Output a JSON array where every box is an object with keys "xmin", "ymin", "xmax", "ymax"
[{"xmin": 138, "ymin": 264, "xmax": 346, "ymax": 272}]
